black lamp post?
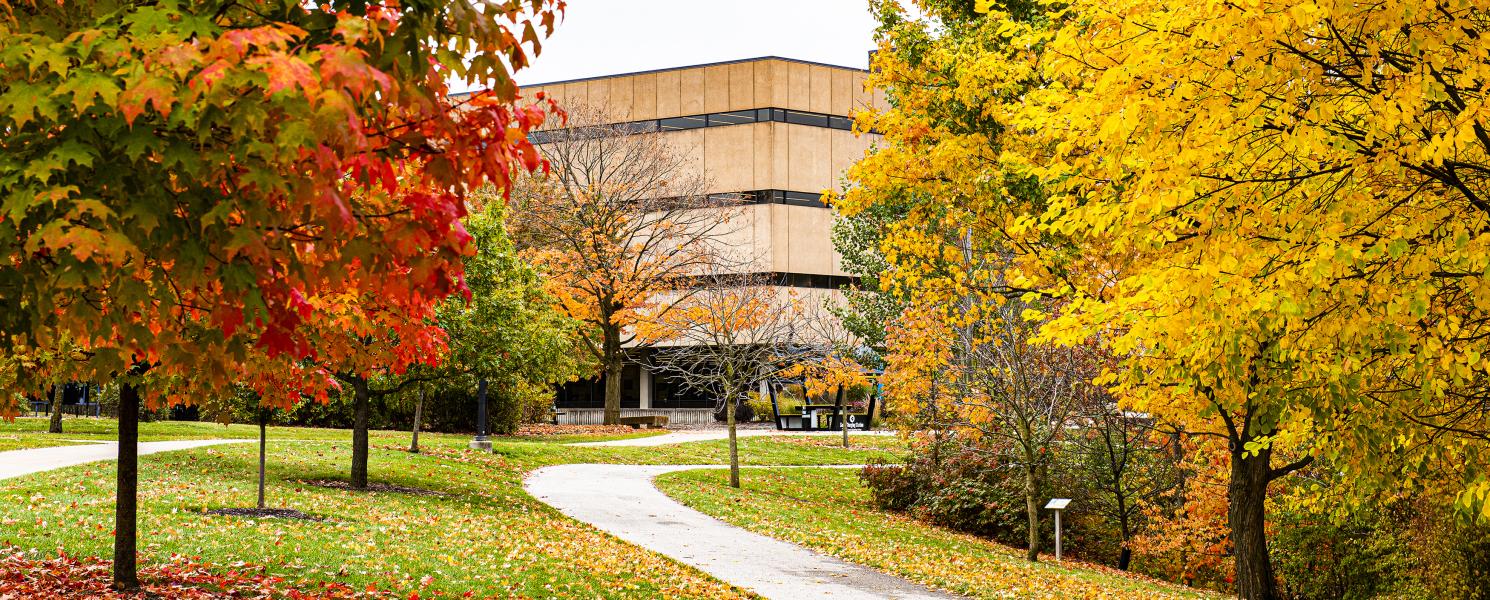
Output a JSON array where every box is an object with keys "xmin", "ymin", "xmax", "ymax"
[{"xmin": 469, "ymin": 378, "xmax": 493, "ymax": 451}]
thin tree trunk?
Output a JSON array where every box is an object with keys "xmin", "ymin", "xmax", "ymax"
[
  {"xmin": 727, "ymin": 394, "xmax": 740, "ymax": 488},
  {"xmin": 409, "ymin": 386, "xmax": 424, "ymax": 454},
  {"xmin": 257, "ymin": 411, "xmax": 267, "ymax": 510},
  {"xmin": 48, "ymin": 383, "xmax": 64, "ymax": 434},
  {"xmin": 112, "ymin": 383, "xmax": 140, "ymax": 591},
  {"xmin": 351, "ymin": 376, "xmax": 370, "ymax": 489},
  {"xmin": 602, "ymin": 327, "xmax": 623, "ymax": 425},
  {"xmin": 1116, "ymin": 494, "xmax": 1133, "ymax": 571},
  {"xmin": 837, "ymin": 385, "xmax": 849, "ymax": 448},
  {"xmin": 1024, "ymin": 463, "xmax": 1041, "ymax": 562},
  {"xmin": 1230, "ymin": 444, "xmax": 1279, "ymax": 600}
]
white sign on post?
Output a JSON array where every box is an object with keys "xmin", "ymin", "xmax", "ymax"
[{"xmin": 1045, "ymin": 498, "xmax": 1072, "ymax": 561}]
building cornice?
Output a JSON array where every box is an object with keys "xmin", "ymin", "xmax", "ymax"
[{"xmin": 516, "ymin": 56, "xmax": 870, "ymax": 89}]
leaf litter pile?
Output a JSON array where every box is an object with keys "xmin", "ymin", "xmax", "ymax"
[
  {"xmin": 0, "ymin": 548, "xmax": 392, "ymax": 598},
  {"xmin": 205, "ymin": 508, "xmax": 324, "ymax": 521}
]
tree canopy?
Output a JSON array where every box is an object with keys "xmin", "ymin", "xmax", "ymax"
[{"xmin": 0, "ymin": 0, "xmax": 561, "ymax": 411}]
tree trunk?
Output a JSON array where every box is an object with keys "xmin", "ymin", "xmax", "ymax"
[
  {"xmin": 1229, "ymin": 444, "xmax": 1279, "ymax": 600},
  {"xmin": 48, "ymin": 384, "xmax": 64, "ymax": 434},
  {"xmin": 1024, "ymin": 463, "xmax": 1041, "ymax": 562},
  {"xmin": 112, "ymin": 383, "xmax": 140, "ymax": 591},
  {"xmin": 727, "ymin": 393, "xmax": 740, "ymax": 489},
  {"xmin": 350, "ymin": 376, "xmax": 370, "ymax": 489},
  {"xmin": 1116, "ymin": 494, "xmax": 1133, "ymax": 571},
  {"xmin": 409, "ymin": 386, "xmax": 424, "ymax": 454},
  {"xmin": 257, "ymin": 411, "xmax": 267, "ymax": 510},
  {"xmin": 602, "ymin": 326, "xmax": 623, "ymax": 425},
  {"xmin": 836, "ymin": 385, "xmax": 849, "ymax": 448}
]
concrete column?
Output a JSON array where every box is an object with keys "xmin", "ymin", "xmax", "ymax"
[{"xmin": 639, "ymin": 368, "xmax": 653, "ymax": 409}]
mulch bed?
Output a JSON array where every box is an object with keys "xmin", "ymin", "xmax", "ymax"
[
  {"xmin": 206, "ymin": 507, "xmax": 324, "ymax": 521},
  {"xmin": 297, "ymin": 479, "xmax": 449, "ymax": 497},
  {"xmin": 0, "ymin": 548, "xmax": 390, "ymax": 598},
  {"xmin": 513, "ymin": 424, "xmax": 640, "ymax": 437}
]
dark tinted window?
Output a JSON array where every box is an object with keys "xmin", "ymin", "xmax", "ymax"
[
  {"xmin": 708, "ymin": 110, "xmax": 758, "ymax": 126},
  {"xmin": 617, "ymin": 121, "xmax": 659, "ymax": 134},
  {"xmin": 783, "ymin": 191, "xmax": 823, "ymax": 207},
  {"xmin": 659, "ymin": 115, "xmax": 707, "ymax": 130},
  {"xmin": 784, "ymin": 110, "xmax": 829, "ymax": 127},
  {"xmin": 533, "ymin": 108, "xmax": 871, "ymax": 145}
]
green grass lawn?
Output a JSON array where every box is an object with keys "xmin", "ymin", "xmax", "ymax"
[
  {"xmin": 656, "ymin": 468, "xmax": 1218, "ymax": 600},
  {"xmin": 0, "ymin": 418, "xmax": 903, "ymax": 598}
]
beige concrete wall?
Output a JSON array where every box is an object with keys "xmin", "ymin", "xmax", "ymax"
[
  {"xmin": 695, "ymin": 202, "xmax": 846, "ymax": 277},
  {"xmin": 524, "ymin": 58, "xmax": 885, "ymax": 279},
  {"xmin": 525, "ymin": 58, "xmax": 882, "ymax": 121},
  {"xmin": 658, "ymin": 122, "xmax": 875, "ymax": 197}
]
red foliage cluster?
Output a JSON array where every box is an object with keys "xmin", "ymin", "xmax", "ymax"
[{"xmin": 0, "ymin": 550, "xmax": 390, "ymax": 599}]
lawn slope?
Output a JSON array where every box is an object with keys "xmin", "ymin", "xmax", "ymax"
[{"xmin": 656, "ymin": 467, "xmax": 1217, "ymax": 600}]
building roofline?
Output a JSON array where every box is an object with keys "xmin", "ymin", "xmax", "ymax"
[{"xmin": 516, "ymin": 56, "xmax": 869, "ymax": 88}]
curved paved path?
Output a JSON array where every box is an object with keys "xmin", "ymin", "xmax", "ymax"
[
  {"xmin": 525, "ymin": 463, "xmax": 962, "ymax": 600},
  {"xmin": 573, "ymin": 429, "xmax": 896, "ymax": 447},
  {"xmin": 0, "ymin": 439, "xmax": 250, "ymax": 481}
]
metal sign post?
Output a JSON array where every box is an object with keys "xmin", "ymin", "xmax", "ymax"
[
  {"xmin": 469, "ymin": 379, "xmax": 493, "ymax": 451},
  {"xmin": 1045, "ymin": 498, "xmax": 1072, "ymax": 561}
]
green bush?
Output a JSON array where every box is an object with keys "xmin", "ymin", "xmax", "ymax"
[
  {"xmin": 1270, "ymin": 496, "xmax": 1490, "ymax": 600},
  {"xmin": 860, "ymin": 438, "xmax": 1038, "ymax": 548}
]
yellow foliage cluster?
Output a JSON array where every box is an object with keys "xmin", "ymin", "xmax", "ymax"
[{"xmin": 840, "ymin": 0, "xmax": 1490, "ymax": 520}]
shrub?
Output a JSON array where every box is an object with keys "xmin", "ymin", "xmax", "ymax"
[
  {"xmin": 744, "ymin": 392, "xmax": 774, "ymax": 423},
  {"xmin": 712, "ymin": 398, "xmax": 755, "ymax": 423},
  {"xmin": 860, "ymin": 437, "xmax": 1034, "ymax": 547},
  {"xmin": 861, "ymin": 462, "xmax": 921, "ymax": 512}
]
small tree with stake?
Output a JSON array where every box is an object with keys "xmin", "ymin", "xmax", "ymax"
[{"xmin": 649, "ymin": 271, "xmax": 804, "ymax": 488}]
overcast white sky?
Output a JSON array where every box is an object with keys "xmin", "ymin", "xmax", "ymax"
[{"xmin": 504, "ymin": 0, "xmax": 884, "ymax": 87}]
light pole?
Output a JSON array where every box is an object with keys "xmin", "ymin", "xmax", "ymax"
[
  {"xmin": 1045, "ymin": 498, "xmax": 1071, "ymax": 561},
  {"xmin": 469, "ymin": 378, "xmax": 493, "ymax": 451}
]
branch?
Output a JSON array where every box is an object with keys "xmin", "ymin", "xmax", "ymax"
[{"xmin": 1268, "ymin": 455, "xmax": 1314, "ymax": 482}]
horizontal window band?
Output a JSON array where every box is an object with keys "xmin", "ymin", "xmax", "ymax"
[
  {"xmin": 670, "ymin": 272, "xmax": 862, "ymax": 290},
  {"xmin": 640, "ymin": 190, "xmax": 831, "ymax": 209},
  {"xmin": 530, "ymin": 107, "xmax": 872, "ymax": 144},
  {"xmin": 715, "ymin": 189, "xmax": 829, "ymax": 208}
]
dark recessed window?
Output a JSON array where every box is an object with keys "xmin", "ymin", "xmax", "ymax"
[
  {"xmin": 708, "ymin": 110, "xmax": 758, "ymax": 126},
  {"xmin": 659, "ymin": 115, "xmax": 708, "ymax": 130},
  {"xmin": 784, "ymin": 110, "xmax": 829, "ymax": 127},
  {"xmin": 532, "ymin": 108, "xmax": 872, "ymax": 145},
  {"xmin": 617, "ymin": 121, "xmax": 660, "ymax": 134},
  {"xmin": 783, "ymin": 191, "xmax": 823, "ymax": 207}
]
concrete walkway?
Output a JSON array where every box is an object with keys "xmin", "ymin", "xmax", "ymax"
[
  {"xmin": 525, "ymin": 464, "xmax": 961, "ymax": 600},
  {"xmin": 0, "ymin": 439, "xmax": 249, "ymax": 481},
  {"xmin": 573, "ymin": 429, "xmax": 897, "ymax": 447}
]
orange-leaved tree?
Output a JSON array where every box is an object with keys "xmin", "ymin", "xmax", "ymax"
[
  {"xmin": 0, "ymin": 0, "xmax": 560, "ymax": 589},
  {"xmin": 511, "ymin": 106, "xmax": 743, "ymax": 424}
]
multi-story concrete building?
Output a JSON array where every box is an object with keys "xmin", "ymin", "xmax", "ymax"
[{"xmin": 523, "ymin": 57, "xmax": 886, "ymax": 424}]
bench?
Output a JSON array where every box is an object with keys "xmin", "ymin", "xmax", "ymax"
[{"xmin": 618, "ymin": 415, "xmax": 669, "ymax": 429}]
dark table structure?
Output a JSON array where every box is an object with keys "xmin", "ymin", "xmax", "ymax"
[{"xmin": 767, "ymin": 382, "xmax": 878, "ymax": 432}]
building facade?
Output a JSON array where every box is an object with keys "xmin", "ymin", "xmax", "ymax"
[{"xmin": 524, "ymin": 57, "xmax": 885, "ymax": 424}]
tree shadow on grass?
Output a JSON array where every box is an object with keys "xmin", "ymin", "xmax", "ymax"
[{"xmin": 295, "ymin": 479, "xmax": 450, "ymax": 497}]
